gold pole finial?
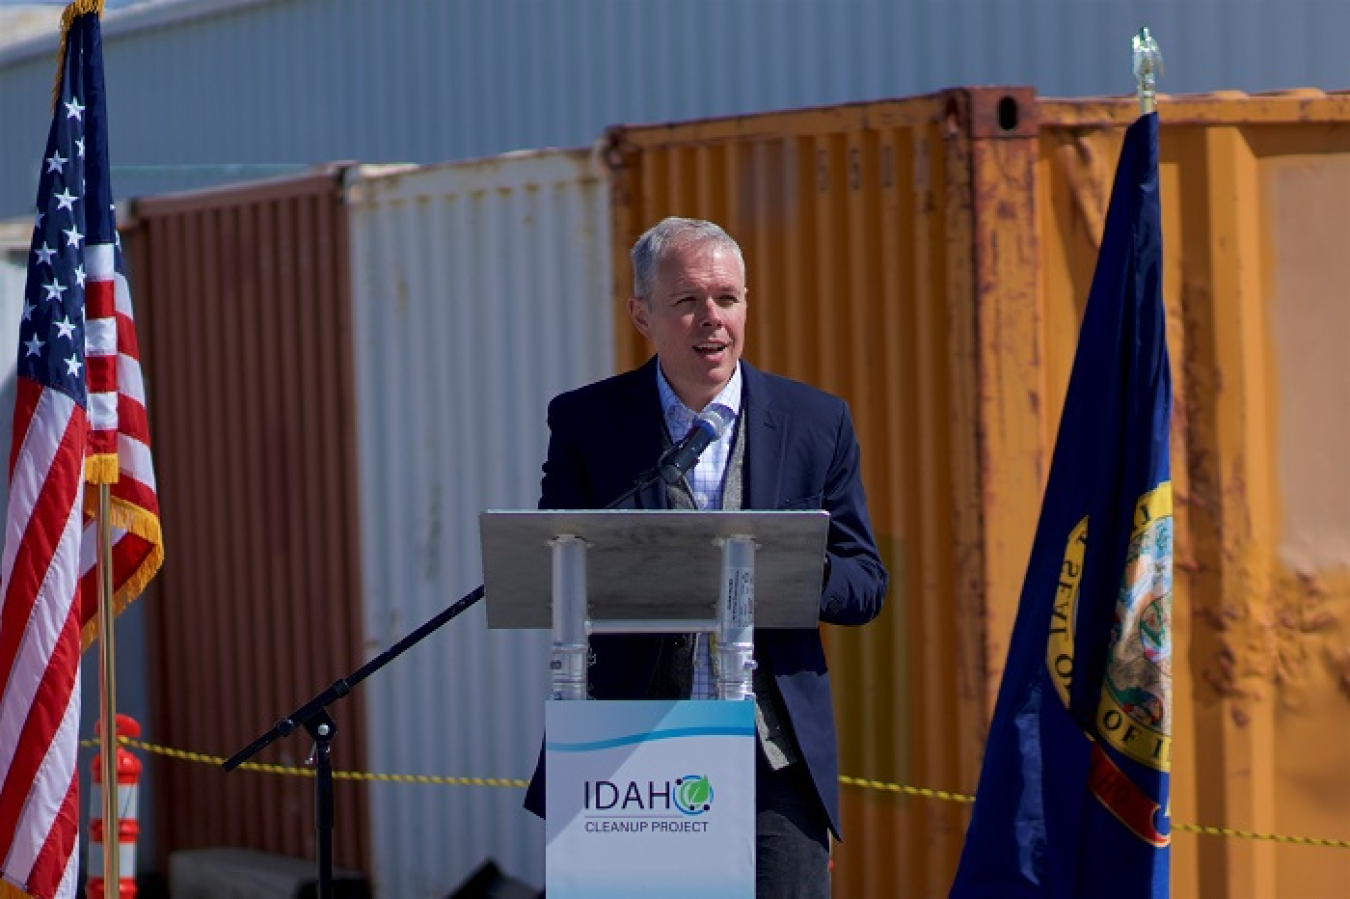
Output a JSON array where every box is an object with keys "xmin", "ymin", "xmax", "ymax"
[
  {"xmin": 1132, "ymin": 27, "xmax": 1164, "ymax": 115},
  {"xmin": 51, "ymin": 0, "xmax": 105, "ymax": 112}
]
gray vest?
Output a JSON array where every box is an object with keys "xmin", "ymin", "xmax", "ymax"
[{"xmin": 652, "ymin": 415, "xmax": 801, "ymax": 769}]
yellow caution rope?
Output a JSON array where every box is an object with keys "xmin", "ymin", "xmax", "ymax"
[{"xmin": 83, "ymin": 737, "xmax": 1350, "ymax": 849}]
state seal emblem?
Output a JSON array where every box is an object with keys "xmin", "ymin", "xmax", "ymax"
[{"xmin": 1098, "ymin": 484, "xmax": 1173, "ymax": 770}]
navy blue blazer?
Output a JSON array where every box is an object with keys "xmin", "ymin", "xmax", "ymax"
[{"xmin": 523, "ymin": 358, "xmax": 887, "ymax": 839}]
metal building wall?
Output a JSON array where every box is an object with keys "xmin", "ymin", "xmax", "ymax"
[
  {"xmin": 124, "ymin": 169, "xmax": 372, "ymax": 878},
  {"xmin": 606, "ymin": 89, "xmax": 1350, "ymax": 898},
  {"xmin": 344, "ymin": 149, "xmax": 613, "ymax": 895},
  {"xmin": 4, "ymin": 0, "xmax": 1350, "ymax": 218}
]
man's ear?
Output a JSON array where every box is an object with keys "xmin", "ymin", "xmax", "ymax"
[{"xmin": 627, "ymin": 296, "xmax": 651, "ymax": 338}]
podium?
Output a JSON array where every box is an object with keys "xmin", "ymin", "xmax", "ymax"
[{"xmin": 481, "ymin": 510, "xmax": 828, "ymax": 899}]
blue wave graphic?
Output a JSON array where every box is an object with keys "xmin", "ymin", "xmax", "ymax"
[{"xmin": 546, "ymin": 725, "xmax": 755, "ymax": 753}]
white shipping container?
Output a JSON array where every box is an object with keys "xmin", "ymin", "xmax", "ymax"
[{"xmin": 345, "ymin": 148, "xmax": 614, "ymax": 896}]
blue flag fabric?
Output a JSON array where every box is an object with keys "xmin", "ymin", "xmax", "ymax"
[{"xmin": 950, "ymin": 112, "xmax": 1172, "ymax": 898}]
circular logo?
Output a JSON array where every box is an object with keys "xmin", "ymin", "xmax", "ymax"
[{"xmin": 672, "ymin": 775, "xmax": 714, "ymax": 816}]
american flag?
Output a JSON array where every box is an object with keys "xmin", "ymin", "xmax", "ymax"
[{"xmin": 0, "ymin": 6, "xmax": 163, "ymax": 898}]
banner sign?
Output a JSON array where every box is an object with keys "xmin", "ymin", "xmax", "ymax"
[{"xmin": 545, "ymin": 699, "xmax": 756, "ymax": 899}]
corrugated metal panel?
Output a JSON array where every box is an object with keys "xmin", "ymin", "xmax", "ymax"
[
  {"xmin": 0, "ymin": 257, "xmax": 25, "ymax": 418},
  {"xmin": 344, "ymin": 149, "xmax": 613, "ymax": 895},
  {"xmin": 124, "ymin": 169, "xmax": 372, "ymax": 877},
  {"xmin": 5, "ymin": 0, "xmax": 1350, "ymax": 217},
  {"xmin": 608, "ymin": 89, "xmax": 1350, "ymax": 898},
  {"xmin": 0, "ymin": 252, "xmax": 22, "ymax": 510}
]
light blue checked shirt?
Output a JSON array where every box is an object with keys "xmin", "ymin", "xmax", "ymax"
[{"xmin": 655, "ymin": 363, "xmax": 742, "ymax": 700}]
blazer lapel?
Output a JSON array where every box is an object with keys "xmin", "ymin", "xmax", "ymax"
[
  {"xmin": 618, "ymin": 357, "xmax": 669, "ymax": 510},
  {"xmin": 742, "ymin": 362, "xmax": 786, "ymax": 510}
]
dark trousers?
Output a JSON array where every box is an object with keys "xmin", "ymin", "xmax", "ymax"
[{"xmin": 756, "ymin": 747, "xmax": 831, "ymax": 898}]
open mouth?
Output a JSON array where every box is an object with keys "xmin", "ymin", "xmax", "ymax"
[{"xmin": 694, "ymin": 341, "xmax": 728, "ymax": 357}]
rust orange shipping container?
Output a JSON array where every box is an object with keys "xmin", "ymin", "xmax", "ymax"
[
  {"xmin": 606, "ymin": 87, "xmax": 1350, "ymax": 898},
  {"xmin": 124, "ymin": 170, "xmax": 372, "ymax": 879}
]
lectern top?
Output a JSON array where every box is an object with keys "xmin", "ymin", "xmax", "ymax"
[{"xmin": 480, "ymin": 509, "xmax": 829, "ymax": 630}]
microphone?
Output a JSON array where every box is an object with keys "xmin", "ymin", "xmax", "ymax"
[{"xmin": 658, "ymin": 407, "xmax": 731, "ymax": 485}]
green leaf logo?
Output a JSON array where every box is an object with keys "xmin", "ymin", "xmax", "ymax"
[{"xmin": 674, "ymin": 775, "xmax": 714, "ymax": 816}]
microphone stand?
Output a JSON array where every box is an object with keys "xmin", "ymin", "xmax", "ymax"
[
  {"xmin": 223, "ymin": 584, "xmax": 485, "ymax": 898},
  {"xmin": 222, "ymin": 451, "xmax": 694, "ymax": 897}
]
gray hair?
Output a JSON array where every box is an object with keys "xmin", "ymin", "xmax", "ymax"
[{"xmin": 630, "ymin": 217, "xmax": 746, "ymax": 303}]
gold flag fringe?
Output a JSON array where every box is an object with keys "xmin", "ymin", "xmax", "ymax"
[
  {"xmin": 0, "ymin": 880, "xmax": 35, "ymax": 899},
  {"xmin": 51, "ymin": 0, "xmax": 105, "ymax": 113},
  {"xmin": 78, "ymin": 494, "xmax": 165, "ymax": 650},
  {"xmin": 84, "ymin": 453, "xmax": 119, "ymax": 484}
]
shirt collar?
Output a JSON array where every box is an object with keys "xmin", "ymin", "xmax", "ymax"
[{"xmin": 655, "ymin": 362, "xmax": 742, "ymax": 429}]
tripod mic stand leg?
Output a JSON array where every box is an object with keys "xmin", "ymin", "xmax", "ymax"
[{"xmin": 305, "ymin": 710, "xmax": 337, "ymax": 899}]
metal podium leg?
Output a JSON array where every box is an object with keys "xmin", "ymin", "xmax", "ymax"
[
  {"xmin": 716, "ymin": 536, "xmax": 757, "ymax": 701},
  {"xmin": 550, "ymin": 536, "xmax": 589, "ymax": 700}
]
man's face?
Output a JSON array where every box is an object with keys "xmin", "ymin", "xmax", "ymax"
[{"xmin": 628, "ymin": 240, "xmax": 747, "ymax": 411}]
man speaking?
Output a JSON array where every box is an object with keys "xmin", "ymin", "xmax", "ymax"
[{"xmin": 525, "ymin": 216, "xmax": 888, "ymax": 898}]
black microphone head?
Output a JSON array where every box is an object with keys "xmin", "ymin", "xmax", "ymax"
[
  {"xmin": 657, "ymin": 406, "xmax": 733, "ymax": 485},
  {"xmin": 695, "ymin": 406, "xmax": 733, "ymax": 440}
]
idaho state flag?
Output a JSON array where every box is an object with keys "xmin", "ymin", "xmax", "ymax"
[{"xmin": 951, "ymin": 111, "xmax": 1172, "ymax": 898}]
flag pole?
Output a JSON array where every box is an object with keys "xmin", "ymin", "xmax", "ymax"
[
  {"xmin": 1133, "ymin": 26, "xmax": 1164, "ymax": 115},
  {"xmin": 96, "ymin": 481, "xmax": 119, "ymax": 895}
]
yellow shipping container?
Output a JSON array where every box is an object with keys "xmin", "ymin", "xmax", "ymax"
[{"xmin": 605, "ymin": 87, "xmax": 1350, "ymax": 898}]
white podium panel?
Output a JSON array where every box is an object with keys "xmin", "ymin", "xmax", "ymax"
[{"xmin": 545, "ymin": 700, "xmax": 755, "ymax": 899}]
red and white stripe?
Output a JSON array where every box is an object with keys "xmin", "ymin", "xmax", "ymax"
[
  {"xmin": 76, "ymin": 242, "xmax": 160, "ymax": 635},
  {"xmin": 82, "ymin": 244, "xmax": 119, "ymax": 463},
  {"xmin": 0, "ymin": 382, "xmax": 88, "ymax": 899}
]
